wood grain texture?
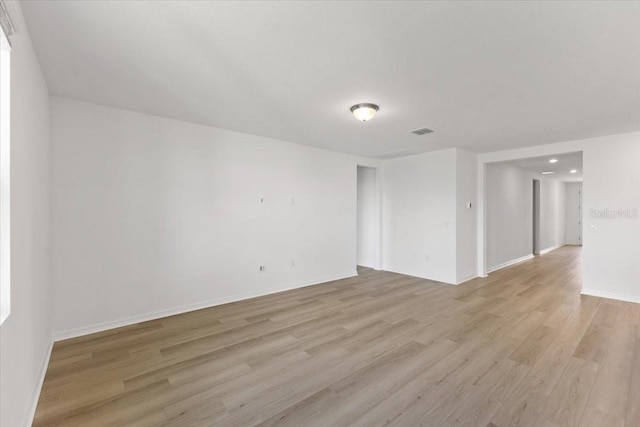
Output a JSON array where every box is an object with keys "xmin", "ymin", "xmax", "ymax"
[{"xmin": 33, "ymin": 247, "xmax": 639, "ymax": 426}]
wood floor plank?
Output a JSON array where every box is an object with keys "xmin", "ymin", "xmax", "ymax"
[
  {"xmin": 489, "ymin": 295, "xmax": 601, "ymax": 427},
  {"xmin": 625, "ymin": 324, "xmax": 640, "ymax": 427},
  {"xmin": 442, "ymin": 358, "xmax": 530, "ymax": 427},
  {"xmin": 581, "ymin": 321, "xmax": 636, "ymax": 419},
  {"xmin": 32, "ymin": 246, "xmax": 639, "ymax": 427},
  {"xmin": 532, "ymin": 356, "xmax": 599, "ymax": 427},
  {"xmin": 579, "ymin": 407, "xmax": 625, "ymax": 427}
]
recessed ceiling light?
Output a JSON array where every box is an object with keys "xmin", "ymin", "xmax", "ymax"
[
  {"xmin": 350, "ymin": 103, "xmax": 379, "ymax": 122},
  {"xmin": 549, "ymin": 159, "xmax": 558, "ymax": 163},
  {"xmin": 570, "ymin": 169, "xmax": 577, "ymax": 174},
  {"xmin": 541, "ymin": 171, "xmax": 555, "ymax": 175}
]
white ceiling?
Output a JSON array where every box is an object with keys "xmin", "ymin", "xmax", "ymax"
[
  {"xmin": 507, "ymin": 152, "xmax": 583, "ymax": 182},
  {"xmin": 21, "ymin": 1, "xmax": 640, "ymax": 157}
]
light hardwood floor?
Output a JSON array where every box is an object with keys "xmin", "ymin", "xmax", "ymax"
[{"xmin": 34, "ymin": 246, "xmax": 639, "ymax": 426}]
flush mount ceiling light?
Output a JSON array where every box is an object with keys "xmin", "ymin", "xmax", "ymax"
[
  {"xmin": 570, "ymin": 169, "xmax": 578, "ymax": 174},
  {"xmin": 541, "ymin": 171, "xmax": 555, "ymax": 175},
  {"xmin": 350, "ymin": 103, "xmax": 379, "ymax": 122},
  {"xmin": 549, "ymin": 158, "xmax": 558, "ymax": 163}
]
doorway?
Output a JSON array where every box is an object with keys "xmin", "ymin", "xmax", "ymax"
[
  {"xmin": 481, "ymin": 151, "xmax": 583, "ymax": 275},
  {"xmin": 533, "ymin": 179, "xmax": 541, "ymax": 255},
  {"xmin": 356, "ymin": 166, "xmax": 380, "ymax": 270},
  {"xmin": 565, "ymin": 182, "xmax": 583, "ymax": 245}
]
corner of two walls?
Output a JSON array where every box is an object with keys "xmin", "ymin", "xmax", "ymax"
[
  {"xmin": 455, "ymin": 148, "xmax": 479, "ymax": 284},
  {"xmin": 0, "ymin": 2, "xmax": 53, "ymax": 426},
  {"xmin": 380, "ymin": 147, "xmax": 478, "ymax": 285},
  {"xmin": 356, "ymin": 165, "xmax": 380, "ymax": 269}
]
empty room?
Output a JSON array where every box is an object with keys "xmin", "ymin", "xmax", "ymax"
[{"xmin": 1, "ymin": 1, "xmax": 639, "ymax": 426}]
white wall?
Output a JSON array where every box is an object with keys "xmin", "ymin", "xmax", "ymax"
[
  {"xmin": 486, "ymin": 163, "xmax": 534, "ymax": 270},
  {"xmin": 50, "ymin": 97, "xmax": 379, "ymax": 337},
  {"xmin": 582, "ymin": 134, "xmax": 640, "ymax": 302},
  {"xmin": 382, "ymin": 148, "xmax": 457, "ymax": 284},
  {"xmin": 0, "ymin": 2, "xmax": 52, "ymax": 426},
  {"xmin": 356, "ymin": 166, "xmax": 378, "ymax": 268},
  {"xmin": 456, "ymin": 149, "xmax": 478, "ymax": 283},
  {"xmin": 539, "ymin": 177, "xmax": 566, "ymax": 252},
  {"xmin": 564, "ymin": 182, "xmax": 582, "ymax": 245},
  {"xmin": 486, "ymin": 162, "xmax": 566, "ymax": 271}
]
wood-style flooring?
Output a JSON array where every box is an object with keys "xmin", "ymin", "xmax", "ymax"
[{"xmin": 34, "ymin": 246, "xmax": 639, "ymax": 426}]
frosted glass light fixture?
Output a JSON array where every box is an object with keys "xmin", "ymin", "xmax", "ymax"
[{"xmin": 350, "ymin": 103, "xmax": 379, "ymax": 122}]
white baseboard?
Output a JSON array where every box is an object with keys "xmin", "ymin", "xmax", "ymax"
[
  {"xmin": 24, "ymin": 338, "xmax": 53, "ymax": 427},
  {"xmin": 53, "ymin": 272, "xmax": 357, "ymax": 341},
  {"xmin": 539, "ymin": 244, "xmax": 564, "ymax": 255},
  {"xmin": 357, "ymin": 263, "xmax": 381, "ymax": 271},
  {"xmin": 381, "ymin": 267, "xmax": 456, "ymax": 286},
  {"xmin": 581, "ymin": 288, "xmax": 640, "ymax": 304},
  {"xmin": 455, "ymin": 275, "xmax": 478, "ymax": 285},
  {"xmin": 487, "ymin": 254, "xmax": 534, "ymax": 274}
]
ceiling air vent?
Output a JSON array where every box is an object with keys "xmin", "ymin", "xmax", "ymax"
[{"xmin": 409, "ymin": 127, "xmax": 434, "ymax": 136}]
